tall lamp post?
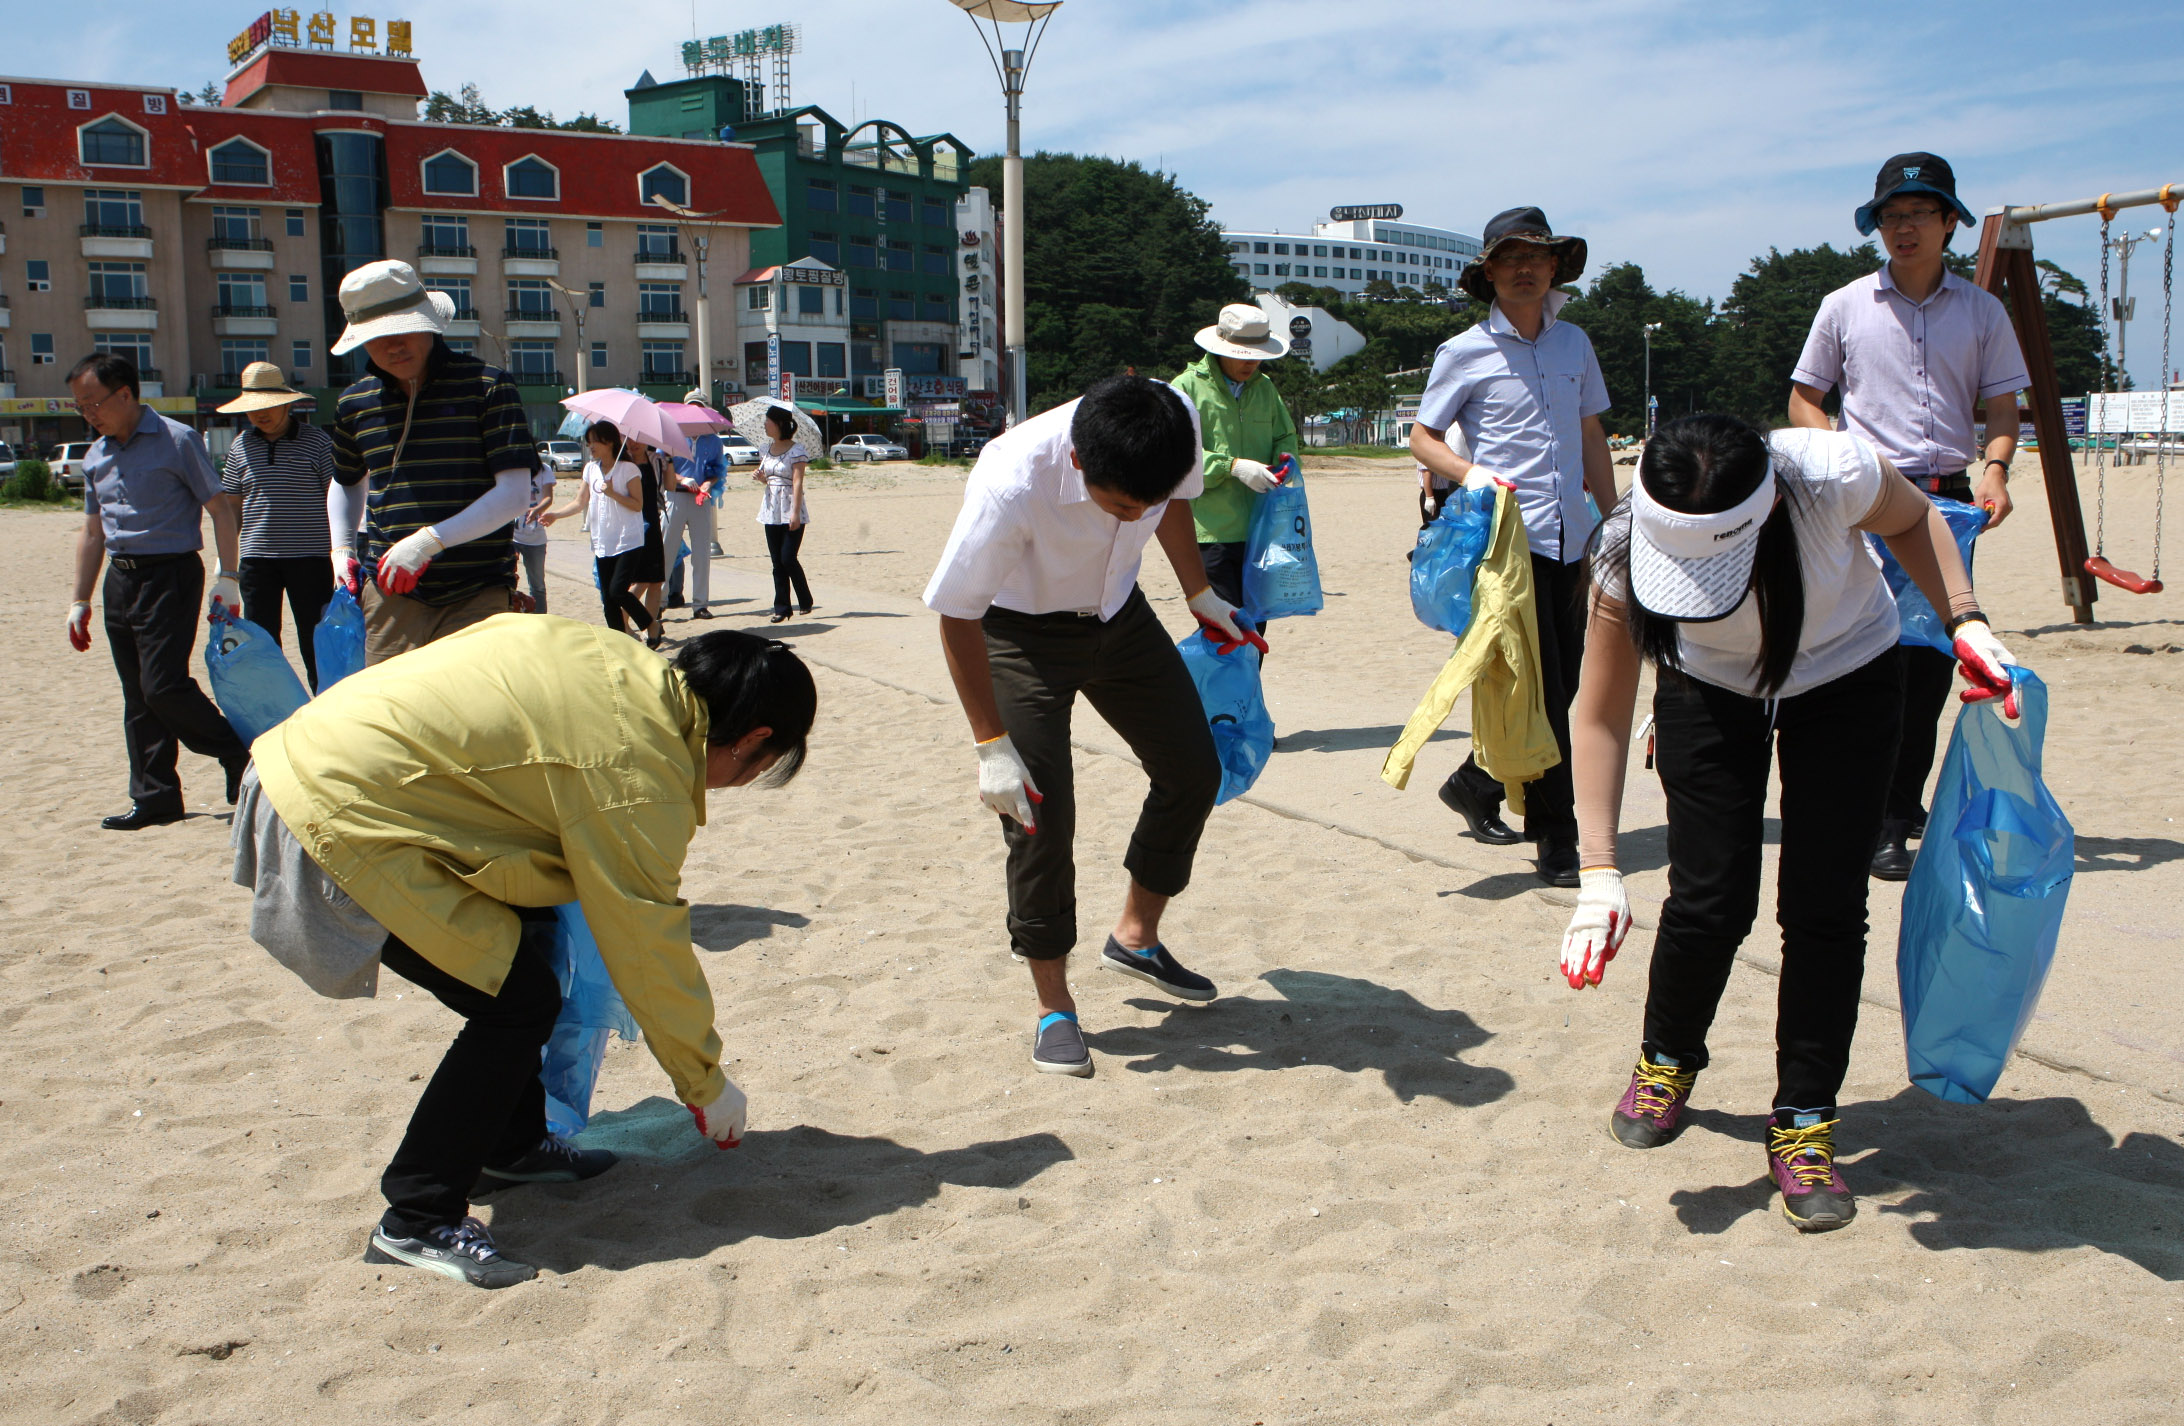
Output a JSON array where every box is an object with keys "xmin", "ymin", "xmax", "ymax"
[
  {"xmin": 1642, "ymin": 321, "xmax": 1662, "ymax": 436},
  {"xmin": 947, "ymin": 0, "xmax": 1062, "ymax": 428},
  {"xmin": 652, "ymin": 197, "xmax": 734, "ymax": 403},
  {"xmin": 543, "ymin": 278, "xmax": 590, "ymax": 394},
  {"xmin": 2107, "ymin": 225, "xmax": 2165, "ymax": 382}
]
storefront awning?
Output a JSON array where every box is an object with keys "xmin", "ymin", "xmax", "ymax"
[{"xmin": 801, "ymin": 401, "xmax": 905, "ymax": 415}]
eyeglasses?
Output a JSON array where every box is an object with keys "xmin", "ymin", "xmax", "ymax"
[
  {"xmin": 1490, "ymin": 248, "xmax": 1557, "ymax": 270},
  {"xmin": 72, "ymin": 387, "xmax": 121, "ymax": 418},
  {"xmin": 1875, "ymin": 207, "xmax": 1947, "ymax": 230}
]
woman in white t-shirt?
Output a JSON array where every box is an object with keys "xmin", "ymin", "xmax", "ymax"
[
  {"xmin": 1561, "ymin": 414, "xmax": 2024, "ymax": 1233},
  {"xmin": 752, "ymin": 405, "xmax": 812, "ymax": 622},
  {"xmin": 532, "ymin": 421, "xmax": 660, "ymax": 641}
]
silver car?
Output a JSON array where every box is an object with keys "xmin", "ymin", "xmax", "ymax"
[
  {"xmin": 828, "ymin": 433, "xmax": 908, "ymax": 463},
  {"xmin": 537, "ymin": 439, "xmax": 586, "ymax": 473}
]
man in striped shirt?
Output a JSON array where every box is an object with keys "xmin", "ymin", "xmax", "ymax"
[{"xmin": 326, "ymin": 261, "xmax": 536, "ymax": 664}]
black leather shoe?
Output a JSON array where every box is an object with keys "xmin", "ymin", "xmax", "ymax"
[
  {"xmin": 102, "ymin": 804, "xmax": 186, "ymax": 832},
  {"xmin": 665, "ymin": 595, "xmax": 688, "ymax": 609},
  {"xmin": 1907, "ymin": 809, "xmax": 1927, "ymax": 840},
  {"xmin": 1536, "ymin": 831, "xmax": 1581, "ymax": 887},
  {"xmin": 1870, "ymin": 820, "xmax": 1915, "ymax": 881},
  {"xmin": 224, "ymin": 756, "xmax": 250, "ymax": 805},
  {"xmin": 1438, "ymin": 772, "xmax": 1522, "ymax": 845},
  {"xmin": 690, "ymin": 607, "xmax": 713, "ymax": 620}
]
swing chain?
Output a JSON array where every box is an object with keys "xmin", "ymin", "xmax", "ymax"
[
  {"xmin": 2155, "ymin": 215, "xmax": 2170, "ymax": 582},
  {"xmin": 2093, "ymin": 215, "xmax": 2112, "ymax": 557}
]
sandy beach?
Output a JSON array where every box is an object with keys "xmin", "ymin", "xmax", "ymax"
[{"xmin": 3, "ymin": 447, "xmax": 2181, "ymax": 1424}]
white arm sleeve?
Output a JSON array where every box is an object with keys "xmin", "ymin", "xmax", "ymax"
[
  {"xmin": 425, "ymin": 469, "xmax": 535, "ymax": 548},
  {"xmin": 327, "ymin": 479, "xmax": 366, "ymax": 551}
]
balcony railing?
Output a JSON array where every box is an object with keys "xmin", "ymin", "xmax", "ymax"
[
  {"xmin": 418, "ymin": 243, "xmax": 477, "ymax": 258},
  {"xmin": 212, "ymin": 303, "xmax": 278, "ymax": 318},
  {"xmin": 0, "ymin": 369, "xmax": 14, "ymax": 383},
  {"xmin": 81, "ymin": 223, "xmax": 153, "ymax": 239},
  {"xmin": 508, "ymin": 369, "xmax": 564, "ymax": 388},
  {"xmin": 446, "ymin": 306, "xmax": 482, "ymax": 322},
  {"xmin": 207, "ymin": 236, "xmax": 274, "ymax": 252},
  {"xmin": 636, "ymin": 306, "xmax": 688, "ymax": 323},
  {"xmin": 502, "ymin": 245, "xmax": 558, "ymax": 260},
  {"xmin": 136, "ymin": 368, "xmax": 164, "ymax": 383},
  {"xmin": 85, "ymin": 294, "xmax": 157, "ymax": 309},
  {"xmin": 636, "ymin": 369, "xmax": 697, "ymax": 387},
  {"xmin": 504, "ymin": 307, "xmax": 559, "ymax": 322},
  {"xmin": 634, "ymin": 247, "xmax": 682, "ymax": 263},
  {"xmin": 212, "ymin": 371, "xmax": 255, "ymax": 388}
]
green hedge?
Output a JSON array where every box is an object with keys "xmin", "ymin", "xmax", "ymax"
[{"xmin": 2, "ymin": 459, "xmax": 69, "ymax": 502}]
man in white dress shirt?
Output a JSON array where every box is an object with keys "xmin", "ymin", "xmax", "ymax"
[{"xmin": 925, "ymin": 375, "xmax": 1266, "ymax": 1077}]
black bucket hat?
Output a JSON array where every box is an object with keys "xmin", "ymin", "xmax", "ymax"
[
  {"xmin": 1458, "ymin": 206, "xmax": 1588, "ymax": 303},
  {"xmin": 1855, "ymin": 152, "xmax": 1977, "ymax": 236}
]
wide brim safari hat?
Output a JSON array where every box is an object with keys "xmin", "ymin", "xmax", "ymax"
[
  {"xmin": 330, "ymin": 260, "xmax": 455, "ymax": 356},
  {"xmin": 1854, "ymin": 152, "xmax": 1977, "ymax": 236},
  {"xmin": 1194, "ymin": 303, "xmax": 1289, "ymax": 362},
  {"xmin": 1458, "ymin": 206, "xmax": 1588, "ymax": 303},
  {"xmin": 214, "ymin": 362, "xmax": 309, "ymax": 414}
]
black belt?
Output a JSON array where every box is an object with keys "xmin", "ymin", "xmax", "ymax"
[
  {"xmin": 1905, "ymin": 468, "xmax": 1975, "ymax": 497},
  {"xmin": 107, "ymin": 551, "xmax": 195, "ymax": 572}
]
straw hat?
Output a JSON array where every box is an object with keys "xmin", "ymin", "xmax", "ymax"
[
  {"xmin": 330, "ymin": 259, "xmax": 455, "ymax": 356},
  {"xmin": 214, "ymin": 362, "xmax": 308, "ymax": 414},
  {"xmin": 1194, "ymin": 303, "xmax": 1289, "ymax": 362}
]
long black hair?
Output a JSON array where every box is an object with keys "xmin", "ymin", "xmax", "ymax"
[
  {"xmin": 1589, "ymin": 413, "xmax": 1807, "ymax": 696},
  {"xmin": 672, "ymin": 630, "xmax": 817, "ymax": 786}
]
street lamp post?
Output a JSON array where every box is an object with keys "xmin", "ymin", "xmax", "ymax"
[
  {"xmin": 1643, "ymin": 322, "xmax": 1662, "ymax": 436},
  {"xmin": 543, "ymin": 278, "xmax": 588, "ymax": 393},
  {"xmin": 2108, "ymin": 226, "xmax": 2165, "ymax": 382},
  {"xmin": 653, "ymin": 197, "xmax": 734, "ymax": 402},
  {"xmin": 947, "ymin": 1, "xmax": 1062, "ymax": 427}
]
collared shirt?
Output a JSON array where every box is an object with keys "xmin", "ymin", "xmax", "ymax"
[
  {"xmin": 220, "ymin": 420, "xmax": 336, "ymax": 559},
  {"xmin": 1417, "ymin": 293, "xmax": 1611, "ymax": 562},
  {"xmin": 1791, "ymin": 266, "xmax": 2029, "ymax": 476},
  {"xmin": 924, "ymin": 393, "xmax": 1204, "ymax": 621},
  {"xmin": 330, "ymin": 340, "xmax": 534, "ymax": 606},
  {"xmin": 673, "ymin": 432, "xmax": 727, "ymax": 497},
  {"xmin": 83, "ymin": 405, "xmax": 222, "ymax": 556},
  {"xmin": 1169, "ymin": 352, "xmax": 1299, "ymax": 544},
  {"xmin": 251, "ymin": 613, "xmax": 727, "ymax": 1109}
]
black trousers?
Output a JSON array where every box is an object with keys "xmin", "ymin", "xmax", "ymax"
[
  {"xmin": 1197, "ymin": 540, "xmax": 1248, "ymax": 607},
  {"xmin": 982, "ymin": 587, "xmax": 1222, "ymax": 960},
  {"xmin": 102, "ymin": 555, "xmax": 248, "ymax": 810},
  {"xmin": 764, "ymin": 522, "xmax": 812, "ymax": 615},
  {"xmin": 1641, "ymin": 653, "xmax": 1903, "ymax": 1109},
  {"xmin": 239, "ymin": 554, "xmax": 334, "ymax": 691},
  {"xmin": 378, "ymin": 919, "xmax": 561, "ymax": 1237},
  {"xmin": 1451, "ymin": 551, "xmax": 1587, "ymax": 835},
  {"xmin": 1883, "ymin": 475, "xmax": 1976, "ymax": 825},
  {"xmin": 595, "ymin": 550, "xmax": 655, "ymax": 633}
]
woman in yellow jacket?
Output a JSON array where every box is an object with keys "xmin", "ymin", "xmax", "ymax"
[{"xmin": 1170, "ymin": 304, "xmax": 1299, "ymax": 608}]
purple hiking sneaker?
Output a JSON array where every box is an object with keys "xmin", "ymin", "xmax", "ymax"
[
  {"xmin": 1767, "ymin": 1110, "xmax": 1855, "ymax": 1231},
  {"xmin": 1609, "ymin": 1053, "xmax": 1699, "ymax": 1149}
]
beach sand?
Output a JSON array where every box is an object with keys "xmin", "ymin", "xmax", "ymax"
[{"xmin": 2, "ymin": 448, "xmax": 2180, "ymax": 1423}]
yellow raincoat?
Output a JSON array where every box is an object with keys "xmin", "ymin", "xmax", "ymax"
[{"xmin": 1380, "ymin": 491, "xmax": 1561, "ymax": 814}]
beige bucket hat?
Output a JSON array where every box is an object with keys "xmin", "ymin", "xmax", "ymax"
[
  {"xmin": 330, "ymin": 259, "xmax": 456, "ymax": 356},
  {"xmin": 214, "ymin": 362, "xmax": 309, "ymax": 414},
  {"xmin": 1194, "ymin": 303, "xmax": 1289, "ymax": 362}
]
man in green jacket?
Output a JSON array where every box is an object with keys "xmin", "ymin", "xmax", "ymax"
[{"xmin": 1171, "ymin": 304, "xmax": 1299, "ymax": 607}]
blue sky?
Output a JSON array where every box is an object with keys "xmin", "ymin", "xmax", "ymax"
[{"xmin": 20, "ymin": 0, "xmax": 2182, "ymax": 384}]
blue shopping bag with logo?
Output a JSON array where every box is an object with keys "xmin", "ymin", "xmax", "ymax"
[
  {"xmin": 1177, "ymin": 629, "xmax": 1275, "ymax": 804},
  {"xmin": 1409, "ymin": 486, "xmax": 1497, "ymax": 637},
  {"xmin": 1870, "ymin": 497, "xmax": 1987, "ymax": 653},
  {"xmin": 1242, "ymin": 458, "xmax": 1324, "ymax": 620},
  {"xmin": 540, "ymin": 903, "xmax": 643, "ymax": 1138},
  {"xmin": 1896, "ymin": 670, "xmax": 2073, "ymax": 1104},
  {"xmin": 205, "ymin": 614, "xmax": 310, "ymax": 747},
  {"xmin": 312, "ymin": 585, "xmax": 367, "ymax": 691}
]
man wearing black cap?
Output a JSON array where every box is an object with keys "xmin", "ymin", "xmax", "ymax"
[
  {"xmin": 1409, "ymin": 207, "xmax": 1616, "ymax": 886},
  {"xmin": 1787, "ymin": 153, "xmax": 2029, "ymax": 881}
]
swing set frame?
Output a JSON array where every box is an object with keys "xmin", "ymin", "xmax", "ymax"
[{"xmin": 1972, "ymin": 181, "xmax": 2177, "ymax": 624}]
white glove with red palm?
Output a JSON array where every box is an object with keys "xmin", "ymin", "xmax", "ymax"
[
  {"xmin": 1952, "ymin": 618, "xmax": 2020, "ymax": 719},
  {"xmin": 688, "ymin": 1078, "xmax": 748, "ymax": 1149},
  {"xmin": 376, "ymin": 527, "xmax": 445, "ymax": 597},
  {"xmin": 1559, "ymin": 867, "xmax": 1631, "ymax": 989},
  {"xmin": 1186, "ymin": 586, "xmax": 1269, "ymax": 657},
  {"xmin": 976, "ymin": 732, "xmax": 1043, "ymax": 832}
]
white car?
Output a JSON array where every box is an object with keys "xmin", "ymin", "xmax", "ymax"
[
  {"xmin": 537, "ymin": 439, "xmax": 585, "ymax": 473},
  {"xmin": 0, "ymin": 441, "xmax": 16, "ymax": 480},
  {"xmin": 718, "ymin": 433, "xmax": 762, "ymax": 467},
  {"xmin": 50, "ymin": 442, "xmax": 98, "ymax": 493},
  {"xmin": 829, "ymin": 433, "xmax": 908, "ymax": 463}
]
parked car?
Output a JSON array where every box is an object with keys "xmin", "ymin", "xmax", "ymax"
[
  {"xmin": 828, "ymin": 433, "xmax": 909, "ymax": 463},
  {"xmin": 537, "ymin": 439, "xmax": 586, "ymax": 473},
  {"xmin": 0, "ymin": 441, "xmax": 17, "ymax": 480},
  {"xmin": 718, "ymin": 433, "xmax": 762, "ymax": 466},
  {"xmin": 50, "ymin": 442, "xmax": 98, "ymax": 493}
]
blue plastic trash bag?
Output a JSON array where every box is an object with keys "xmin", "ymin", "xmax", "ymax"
[
  {"xmin": 540, "ymin": 903, "xmax": 643, "ymax": 1138},
  {"xmin": 312, "ymin": 585, "xmax": 367, "ymax": 691},
  {"xmin": 205, "ymin": 615, "xmax": 310, "ymax": 745},
  {"xmin": 1242, "ymin": 461, "xmax": 1324, "ymax": 620},
  {"xmin": 1177, "ymin": 629, "xmax": 1275, "ymax": 804},
  {"xmin": 1896, "ymin": 670, "xmax": 2073, "ymax": 1104},
  {"xmin": 1410, "ymin": 486, "xmax": 1497, "ymax": 636},
  {"xmin": 1871, "ymin": 497, "xmax": 1986, "ymax": 652}
]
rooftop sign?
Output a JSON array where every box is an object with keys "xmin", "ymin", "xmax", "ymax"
[
  {"xmin": 1330, "ymin": 204, "xmax": 1403, "ymax": 222},
  {"xmin": 228, "ymin": 10, "xmax": 413, "ymax": 67}
]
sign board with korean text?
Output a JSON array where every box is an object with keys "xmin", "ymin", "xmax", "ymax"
[
  {"xmin": 229, "ymin": 11, "xmax": 412, "ymax": 69},
  {"xmin": 766, "ymin": 334, "xmax": 781, "ymax": 398},
  {"xmin": 883, "ymin": 368, "xmax": 905, "ymax": 409},
  {"xmin": 1330, "ymin": 205, "xmax": 1403, "ymax": 222}
]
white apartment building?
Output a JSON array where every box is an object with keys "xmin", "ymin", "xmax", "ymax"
[
  {"xmin": 1222, "ymin": 213, "xmax": 1482, "ymax": 299},
  {"xmin": 955, "ymin": 186, "xmax": 998, "ymax": 394}
]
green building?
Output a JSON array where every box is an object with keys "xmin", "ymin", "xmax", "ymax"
[{"xmin": 625, "ymin": 74, "xmax": 971, "ymax": 391}]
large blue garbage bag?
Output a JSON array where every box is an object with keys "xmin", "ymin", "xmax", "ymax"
[
  {"xmin": 205, "ymin": 615, "xmax": 310, "ymax": 746},
  {"xmin": 1870, "ymin": 497, "xmax": 1986, "ymax": 652},
  {"xmin": 1896, "ymin": 670, "xmax": 2073, "ymax": 1104},
  {"xmin": 1409, "ymin": 486, "xmax": 1497, "ymax": 636},
  {"xmin": 1177, "ymin": 629, "xmax": 1275, "ymax": 804},
  {"xmin": 1242, "ymin": 461, "xmax": 1324, "ymax": 620},
  {"xmin": 312, "ymin": 585, "xmax": 367, "ymax": 691},
  {"xmin": 541, "ymin": 903, "xmax": 643, "ymax": 1138}
]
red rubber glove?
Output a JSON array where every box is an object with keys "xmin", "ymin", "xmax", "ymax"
[
  {"xmin": 376, "ymin": 528, "xmax": 444, "ymax": 596},
  {"xmin": 688, "ymin": 1079, "xmax": 747, "ymax": 1150},
  {"xmin": 67, "ymin": 602, "xmax": 93, "ymax": 652},
  {"xmin": 1953, "ymin": 621, "xmax": 2020, "ymax": 719},
  {"xmin": 1186, "ymin": 587, "xmax": 1268, "ymax": 656}
]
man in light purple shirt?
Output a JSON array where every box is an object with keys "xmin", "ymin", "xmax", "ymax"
[{"xmin": 1787, "ymin": 152, "xmax": 2030, "ymax": 881}]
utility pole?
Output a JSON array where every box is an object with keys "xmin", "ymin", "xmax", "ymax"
[
  {"xmin": 1643, "ymin": 321, "xmax": 1661, "ymax": 436},
  {"xmin": 653, "ymin": 197, "xmax": 731, "ymax": 401},
  {"xmin": 544, "ymin": 278, "xmax": 588, "ymax": 393},
  {"xmin": 2109, "ymin": 226, "xmax": 2165, "ymax": 383}
]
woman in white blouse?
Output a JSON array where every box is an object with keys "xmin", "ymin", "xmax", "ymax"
[{"xmin": 753, "ymin": 406, "xmax": 813, "ymax": 623}]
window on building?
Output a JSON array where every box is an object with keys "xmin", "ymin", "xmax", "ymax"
[
  {"xmin": 209, "ymin": 138, "xmax": 270, "ymax": 185},
  {"xmin": 1254, "ymin": 242, "xmax": 1268, "ymax": 254},
  {"xmin": 639, "ymin": 165, "xmax": 688, "ymax": 209},
  {"xmin": 883, "ymin": 189, "xmax": 911, "ymax": 224},
  {"xmin": 216, "ymin": 272, "xmax": 269, "ymax": 312},
  {"xmin": 328, "ymin": 90, "xmax": 364, "ymax": 110},
  {"xmin": 83, "ymin": 189, "xmax": 144, "ymax": 232},
  {"xmin": 285, "ymin": 208, "xmax": 305, "ymax": 237},
  {"xmin": 798, "ymin": 285, "xmax": 825, "ymax": 315},
  {"xmin": 422, "ymin": 151, "xmax": 477, "ymax": 196},
  {"xmin": 779, "ymin": 341, "xmax": 812, "ymax": 377},
  {"xmin": 220, "ymin": 338, "xmax": 270, "ymax": 377},
  {"xmin": 808, "ymin": 231, "xmax": 839, "ymax": 265},
  {"xmin": 94, "ymin": 334, "xmax": 154, "ymax": 374},
  {"xmin": 421, "ymin": 213, "xmax": 470, "ymax": 253},
  {"xmin": 506, "ymin": 278, "xmax": 554, "ymax": 316},
  {"xmin": 747, "ymin": 285, "xmax": 771, "ymax": 311},
  {"xmin": 1313, "ymin": 266, "xmax": 1327, "ymax": 278},
  {"xmin": 1274, "ymin": 243, "xmax": 1289, "ymax": 256},
  {"xmin": 586, "ymin": 221, "xmax": 603, "ymax": 248},
  {"xmin": 291, "ymin": 339, "xmax": 312, "ymax": 370},
  {"xmin": 442, "ymin": 339, "xmax": 477, "ymax": 356},
  {"xmin": 503, "ymin": 217, "xmax": 552, "ymax": 254},
  {"xmin": 1273, "ymin": 264, "xmax": 1289, "ymax": 277},
  {"xmin": 892, "ymin": 342, "xmax": 943, "ymax": 375},
  {"xmin": 807, "ymin": 180, "xmax": 837, "ymax": 213},
  {"xmin": 588, "ymin": 281, "xmax": 604, "ymax": 309},
  {"xmin": 847, "ymin": 235, "xmax": 876, "ymax": 269},
  {"xmin": 1350, "ymin": 267, "xmax": 1362, "ymax": 279},
  {"xmin": 885, "ymin": 239, "xmax": 911, "ymax": 272},
  {"xmin": 590, "ymin": 341, "xmax": 608, "ymax": 370},
  {"xmin": 1253, "ymin": 263, "xmax": 1268, "ymax": 276},
  {"xmin": 87, "ymin": 261, "xmax": 150, "ymax": 303},
  {"xmin": 742, "ymin": 341, "xmax": 769, "ymax": 384},
  {"xmin": 289, "ymin": 274, "xmax": 309, "ymax": 303},
  {"xmin": 634, "ymin": 223, "xmax": 677, "ymax": 259},
  {"xmin": 638, "ymin": 282, "xmax": 683, "ymax": 318},
  {"xmin": 922, "ymin": 198, "xmax": 947, "ymax": 227},
  {"xmin": 1313, "ymin": 244, "xmax": 1328, "ymax": 257},
  {"xmin": 888, "ymin": 291, "xmax": 914, "ymax": 321},
  {"xmin": 922, "ymin": 293, "xmax": 949, "ymax": 322},
  {"xmin": 850, "ymin": 292, "xmax": 877, "ymax": 320},
  {"xmin": 817, "ymin": 342, "xmax": 846, "ymax": 378},
  {"xmin": 921, "ymin": 244, "xmax": 948, "ymax": 275},
  {"xmin": 426, "ymin": 277, "xmax": 472, "ymax": 316},
  {"xmin": 1234, "ymin": 264, "xmax": 1249, "ymax": 278},
  {"xmin": 22, "ymin": 186, "xmax": 46, "ymax": 217},
  {"xmin": 25, "ymin": 260, "xmax": 50, "ymax": 291},
  {"xmin": 507, "ymin": 340, "xmax": 557, "ymax": 378},
  {"xmin": 1365, "ymin": 270, "xmax": 1378, "ymax": 282},
  {"xmin": 847, "ymin": 185, "xmax": 876, "ymax": 218},
  {"xmin": 30, "ymin": 333, "xmax": 57, "ymax": 365},
  {"xmin": 209, "ymin": 205, "xmax": 263, "ymax": 244},
  {"xmin": 640, "ymin": 341, "xmax": 685, "ymax": 379},
  {"xmin": 504, "ymin": 157, "xmax": 558, "ymax": 200},
  {"xmin": 80, "ymin": 117, "xmax": 146, "ymax": 167}
]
